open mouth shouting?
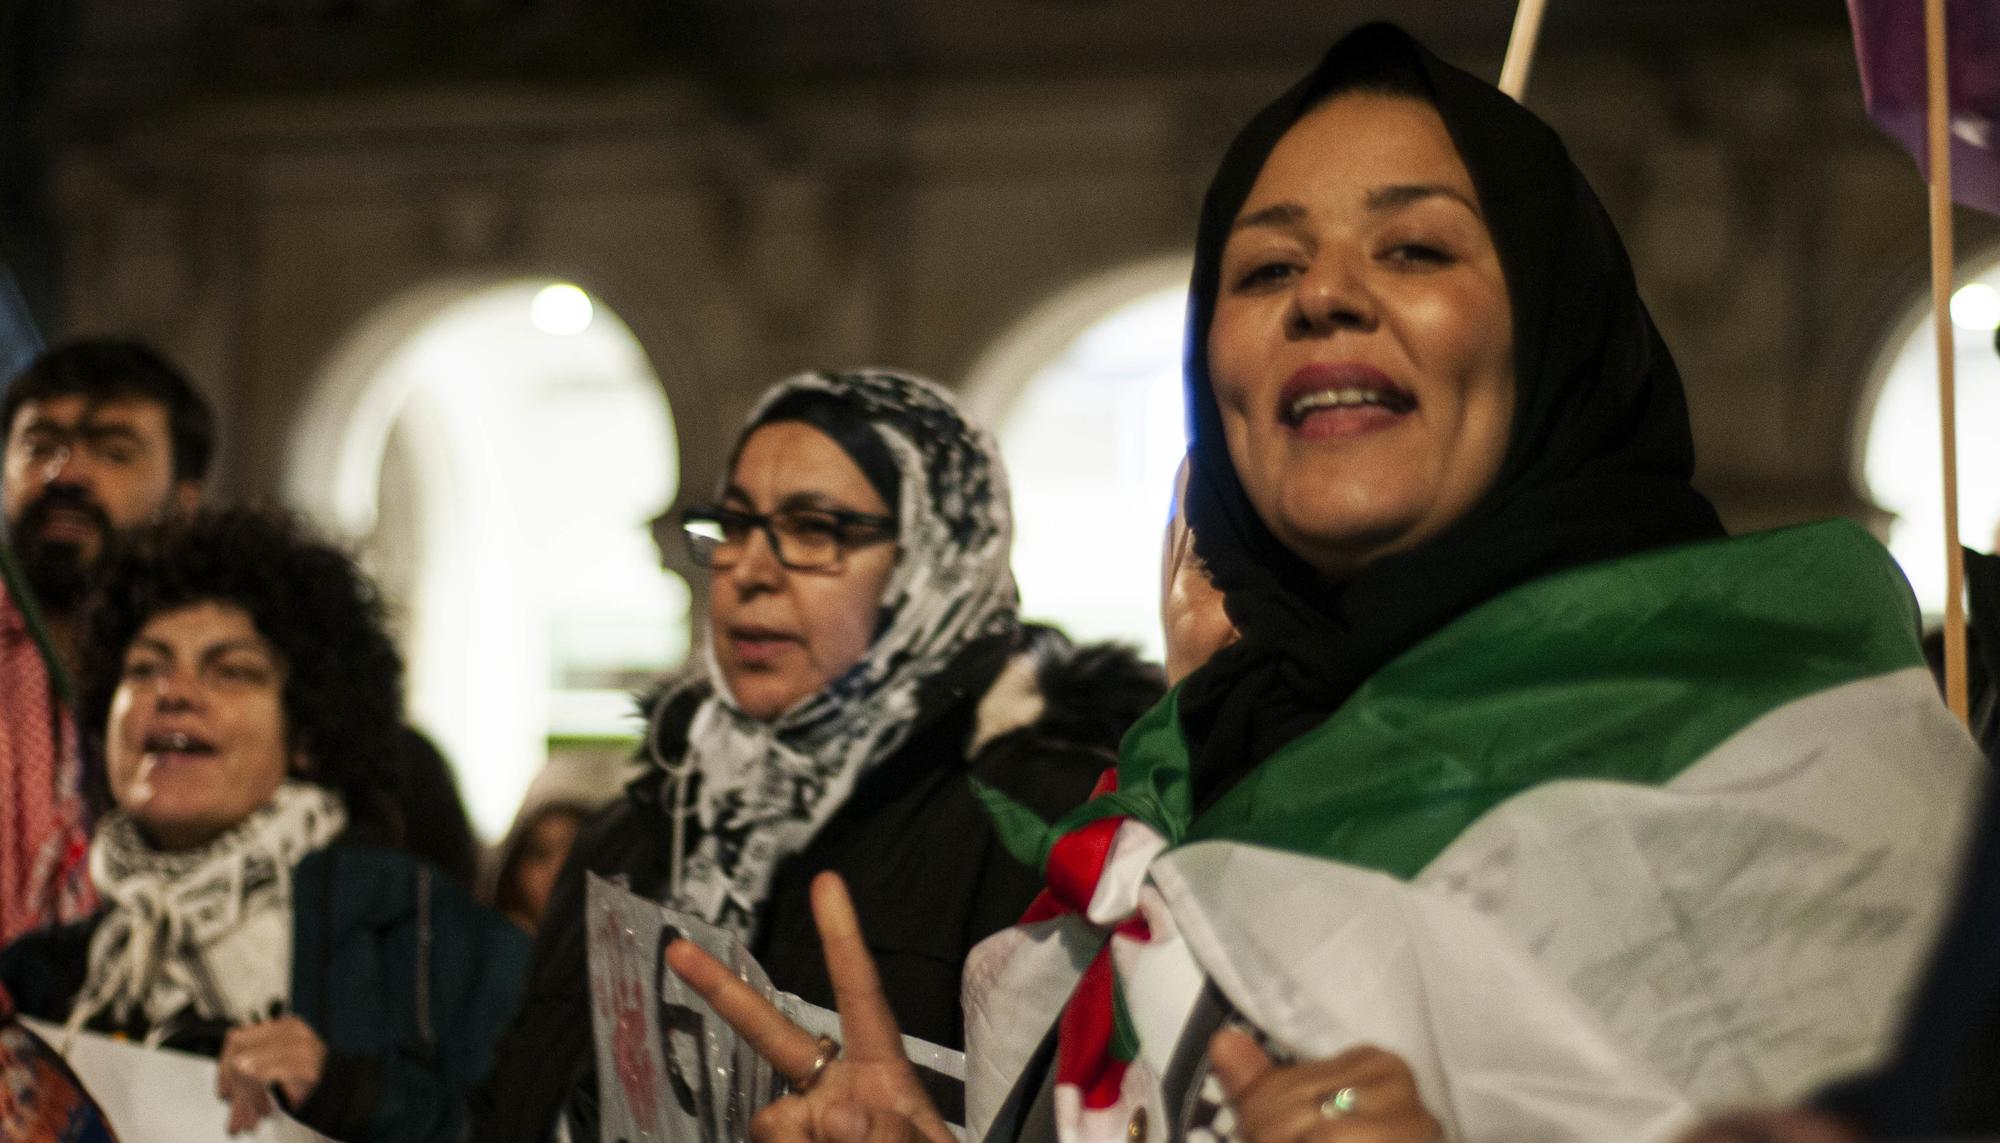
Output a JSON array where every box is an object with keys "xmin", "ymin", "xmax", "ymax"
[
  {"xmin": 142, "ymin": 730, "xmax": 220, "ymax": 763},
  {"xmin": 1278, "ymin": 364, "xmax": 1418, "ymax": 439}
]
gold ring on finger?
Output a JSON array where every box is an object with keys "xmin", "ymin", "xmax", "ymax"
[
  {"xmin": 796, "ymin": 1034, "xmax": 842, "ymax": 1093},
  {"xmin": 1318, "ymin": 1086, "xmax": 1359, "ymax": 1120}
]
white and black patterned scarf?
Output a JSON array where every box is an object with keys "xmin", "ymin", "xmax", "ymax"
[
  {"xmin": 67, "ymin": 781, "xmax": 347, "ymax": 1045},
  {"xmin": 657, "ymin": 368, "xmax": 1019, "ymax": 938}
]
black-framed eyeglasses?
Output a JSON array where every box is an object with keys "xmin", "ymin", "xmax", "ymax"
[{"xmin": 680, "ymin": 504, "xmax": 897, "ymax": 572}]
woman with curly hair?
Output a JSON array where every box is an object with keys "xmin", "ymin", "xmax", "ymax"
[{"xmin": 0, "ymin": 509, "xmax": 529, "ymax": 1142}]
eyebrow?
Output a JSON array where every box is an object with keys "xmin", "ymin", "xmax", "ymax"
[
  {"xmin": 18, "ymin": 418, "xmax": 148, "ymax": 443},
  {"xmin": 718, "ymin": 487, "xmax": 867, "ymax": 514},
  {"xmin": 128, "ymin": 637, "xmax": 275, "ymax": 663},
  {"xmin": 203, "ymin": 641, "xmax": 275, "ymax": 662},
  {"xmin": 80, "ymin": 425, "xmax": 144, "ymax": 445},
  {"xmin": 1229, "ymin": 183, "xmax": 1482, "ymax": 235},
  {"xmin": 777, "ymin": 491, "xmax": 864, "ymax": 514},
  {"xmin": 1364, "ymin": 182, "xmax": 1481, "ymax": 215},
  {"xmin": 1230, "ymin": 202, "xmax": 1310, "ymax": 235}
]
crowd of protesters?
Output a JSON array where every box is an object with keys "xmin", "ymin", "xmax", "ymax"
[{"xmin": 1, "ymin": 20, "xmax": 1996, "ymax": 1143}]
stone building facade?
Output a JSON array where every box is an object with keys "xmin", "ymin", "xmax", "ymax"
[
  {"xmin": 25, "ymin": 0, "xmax": 1979, "ymax": 529},
  {"xmin": 13, "ymin": 0, "xmax": 1992, "ymax": 828}
]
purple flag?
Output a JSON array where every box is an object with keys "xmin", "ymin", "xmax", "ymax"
[{"xmin": 1850, "ymin": 0, "xmax": 2000, "ymax": 216}]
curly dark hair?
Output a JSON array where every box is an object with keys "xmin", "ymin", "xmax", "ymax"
[{"xmin": 78, "ymin": 509, "xmax": 405, "ymax": 835}]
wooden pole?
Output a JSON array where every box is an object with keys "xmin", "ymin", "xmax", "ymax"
[
  {"xmin": 1926, "ymin": 0, "xmax": 1972, "ymax": 723},
  {"xmin": 1498, "ymin": 0, "xmax": 1550, "ymax": 101}
]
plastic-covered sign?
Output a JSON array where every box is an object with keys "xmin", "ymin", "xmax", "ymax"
[{"xmin": 584, "ymin": 874, "xmax": 964, "ymax": 1143}]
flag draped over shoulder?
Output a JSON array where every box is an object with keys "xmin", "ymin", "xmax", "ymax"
[
  {"xmin": 1849, "ymin": 0, "xmax": 2000, "ymax": 214},
  {"xmin": 967, "ymin": 522, "xmax": 1983, "ymax": 1142}
]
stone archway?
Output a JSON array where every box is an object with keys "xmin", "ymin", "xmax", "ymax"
[
  {"xmin": 1854, "ymin": 250, "xmax": 2000, "ymax": 616},
  {"xmin": 288, "ymin": 276, "xmax": 685, "ymax": 837},
  {"xmin": 963, "ymin": 254, "xmax": 1192, "ymax": 659}
]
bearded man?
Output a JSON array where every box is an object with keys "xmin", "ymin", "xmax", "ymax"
[{"xmin": 0, "ymin": 339, "xmax": 211, "ymax": 943}]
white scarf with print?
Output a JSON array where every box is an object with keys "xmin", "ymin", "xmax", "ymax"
[{"xmin": 68, "ymin": 781, "xmax": 347, "ymax": 1045}]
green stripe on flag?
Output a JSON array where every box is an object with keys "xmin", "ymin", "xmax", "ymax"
[
  {"xmin": 1058, "ymin": 522, "xmax": 1924, "ymax": 880},
  {"xmin": 969, "ymin": 776, "xmax": 1060, "ymax": 873},
  {"xmin": 971, "ymin": 693, "xmax": 1197, "ymax": 875}
]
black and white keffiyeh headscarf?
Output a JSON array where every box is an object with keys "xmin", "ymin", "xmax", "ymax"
[{"xmin": 658, "ymin": 368, "xmax": 1019, "ymax": 938}]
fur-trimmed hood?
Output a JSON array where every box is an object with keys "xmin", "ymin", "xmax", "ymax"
[{"xmin": 967, "ymin": 628, "xmax": 1164, "ymax": 760}]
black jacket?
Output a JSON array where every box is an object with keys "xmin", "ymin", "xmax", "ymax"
[
  {"xmin": 473, "ymin": 627, "xmax": 1162, "ymax": 1143},
  {"xmin": 1817, "ymin": 550, "xmax": 2000, "ymax": 1135}
]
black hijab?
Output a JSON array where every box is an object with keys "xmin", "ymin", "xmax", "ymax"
[{"xmin": 1179, "ymin": 23, "xmax": 1725, "ymax": 811}]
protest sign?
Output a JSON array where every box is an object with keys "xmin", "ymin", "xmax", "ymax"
[
  {"xmin": 13, "ymin": 1017, "xmax": 331, "ymax": 1143},
  {"xmin": 585, "ymin": 874, "xmax": 965, "ymax": 1143}
]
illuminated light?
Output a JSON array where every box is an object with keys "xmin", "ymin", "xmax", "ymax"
[
  {"xmin": 1949, "ymin": 282, "xmax": 2000, "ymax": 331},
  {"xmin": 531, "ymin": 283, "xmax": 595, "ymax": 336}
]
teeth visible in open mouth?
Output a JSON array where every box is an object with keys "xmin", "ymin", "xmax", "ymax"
[
  {"xmin": 146, "ymin": 732, "xmax": 210, "ymax": 754},
  {"xmin": 1289, "ymin": 387, "xmax": 1415, "ymax": 420}
]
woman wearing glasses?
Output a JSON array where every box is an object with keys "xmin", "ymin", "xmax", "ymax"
[{"xmin": 476, "ymin": 368, "xmax": 1164, "ymax": 1143}]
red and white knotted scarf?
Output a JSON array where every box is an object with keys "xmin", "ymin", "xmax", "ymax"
[{"xmin": 1017, "ymin": 771, "xmax": 1186, "ymax": 1143}]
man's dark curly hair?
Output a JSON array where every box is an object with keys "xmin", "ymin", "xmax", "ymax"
[
  {"xmin": 78, "ymin": 509, "xmax": 404, "ymax": 835},
  {"xmin": 3, "ymin": 338, "xmax": 216, "ymax": 483}
]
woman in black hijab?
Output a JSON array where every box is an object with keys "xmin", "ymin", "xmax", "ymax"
[
  {"xmin": 670, "ymin": 24, "xmax": 1982, "ymax": 1143},
  {"xmin": 1173, "ymin": 22, "xmax": 1726, "ymax": 804}
]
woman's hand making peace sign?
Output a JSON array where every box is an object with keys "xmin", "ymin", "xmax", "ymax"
[
  {"xmin": 671, "ymin": 871, "xmax": 1443, "ymax": 1143},
  {"xmin": 665, "ymin": 873, "xmax": 954, "ymax": 1143}
]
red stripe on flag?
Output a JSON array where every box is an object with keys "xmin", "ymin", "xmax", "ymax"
[
  {"xmin": 1057, "ymin": 943, "xmax": 1127, "ymax": 1109},
  {"xmin": 1046, "ymin": 817, "xmax": 1124, "ymax": 916}
]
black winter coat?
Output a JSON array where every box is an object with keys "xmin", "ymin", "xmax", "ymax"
[{"xmin": 473, "ymin": 627, "xmax": 1162, "ymax": 1143}]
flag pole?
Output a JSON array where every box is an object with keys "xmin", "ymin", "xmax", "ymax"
[
  {"xmin": 1499, "ymin": 0, "xmax": 1551, "ymax": 101},
  {"xmin": 1925, "ymin": 0, "xmax": 1971, "ymax": 722}
]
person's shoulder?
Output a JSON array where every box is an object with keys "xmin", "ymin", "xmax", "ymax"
[
  {"xmin": 303, "ymin": 843, "xmax": 530, "ymax": 960},
  {"xmin": 968, "ymin": 625, "xmax": 1164, "ymax": 755},
  {"xmin": 0, "ymin": 914, "xmax": 102, "ymax": 959},
  {"xmin": 963, "ymin": 625, "xmax": 1164, "ymax": 812},
  {"xmin": 0, "ymin": 913, "xmax": 105, "ymax": 1021},
  {"xmin": 620, "ymin": 670, "xmax": 708, "ymax": 807},
  {"xmin": 635, "ymin": 669, "xmax": 709, "ymax": 744},
  {"xmin": 540, "ymin": 779, "xmax": 678, "ymax": 907},
  {"xmin": 1434, "ymin": 521, "xmax": 1923, "ymax": 678}
]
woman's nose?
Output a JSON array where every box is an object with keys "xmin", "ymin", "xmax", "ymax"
[
  {"xmin": 152, "ymin": 670, "xmax": 201, "ymax": 711},
  {"xmin": 727, "ymin": 526, "xmax": 786, "ymax": 591},
  {"xmin": 1289, "ymin": 256, "xmax": 1377, "ymax": 335}
]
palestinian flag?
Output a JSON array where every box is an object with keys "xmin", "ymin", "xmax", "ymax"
[{"xmin": 968, "ymin": 521, "xmax": 1983, "ymax": 1143}]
